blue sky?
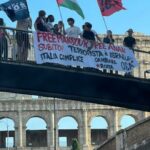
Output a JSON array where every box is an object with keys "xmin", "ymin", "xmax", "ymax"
[{"xmin": 0, "ymin": 0, "xmax": 150, "ymax": 35}]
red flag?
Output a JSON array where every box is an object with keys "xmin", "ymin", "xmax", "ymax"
[{"xmin": 97, "ymin": 0, "xmax": 126, "ymax": 16}]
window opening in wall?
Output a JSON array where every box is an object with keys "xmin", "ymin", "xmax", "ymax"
[
  {"xmin": 5, "ymin": 137, "xmax": 14, "ymax": 148},
  {"xmin": 59, "ymin": 137, "xmax": 67, "ymax": 147}
]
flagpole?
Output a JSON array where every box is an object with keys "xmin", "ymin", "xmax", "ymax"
[
  {"xmin": 56, "ymin": 1, "xmax": 64, "ymax": 22},
  {"xmin": 97, "ymin": 0, "xmax": 109, "ymax": 31},
  {"xmin": 56, "ymin": 1, "xmax": 66, "ymax": 35},
  {"xmin": 101, "ymin": 16, "xmax": 108, "ymax": 31}
]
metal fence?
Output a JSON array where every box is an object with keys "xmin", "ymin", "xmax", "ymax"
[
  {"xmin": 0, "ymin": 26, "xmax": 34, "ymax": 62},
  {"xmin": 0, "ymin": 26, "xmax": 150, "ymax": 79}
]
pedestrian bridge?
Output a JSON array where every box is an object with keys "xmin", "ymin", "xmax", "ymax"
[{"xmin": 0, "ymin": 26, "xmax": 150, "ymax": 111}]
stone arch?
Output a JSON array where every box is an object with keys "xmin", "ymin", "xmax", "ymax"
[
  {"xmin": 23, "ymin": 113, "xmax": 49, "ymax": 127},
  {"xmin": 92, "ymin": 115, "xmax": 109, "ymax": 124},
  {"xmin": 128, "ymin": 114, "xmax": 138, "ymax": 120},
  {"xmin": 0, "ymin": 113, "xmax": 17, "ymax": 127},
  {"xmin": 26, "ymin": 116, "xmax": 47, "ymax": 147},
  {"xmin": 26, "ymin": 116, "xmax": 47, "ymax": 130},
  {"xmin": 90, "ymin": 116, "xmax": 108, "ymax": 129},
  {"xmin": 0, "ymin": 117, "xmax": 15, "ymax": 148},
  {"xmin": 90, "ymin": 115, "xmax": 108, "ymax": 146},
  {"xmin": 58, "ymin": 115, "xmax": 79, "ymax": 147},
  {"xmin": 117, "ymin": 110, "xmax": 144, "ymax": 130},
  {"xmin": 120, "ymin": 114, "xmax": 136, "ymax": 129},
  {"xmin": 118, "ymin": 113, "xmax": 138, "ymax": 125},
  {"xmin": 88, "ymin": 113, "xmax": 110, "ymax": 128},
  {"xmin": 57, "ymin": 112, "xmax": 80, "ymax": 127}
]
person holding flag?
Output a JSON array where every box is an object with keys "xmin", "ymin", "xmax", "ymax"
[
  {"xmin": 58, "ymin": 21, "xmax": 65, "ymax": 35},
  {"xmin": 103, "ymin": 30, "xmax": 115, "ymax": 44}
]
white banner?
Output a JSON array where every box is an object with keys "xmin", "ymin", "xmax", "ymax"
[{"xmin": 34, "ymin": 32, "xmax": 138, "ymax": 72}]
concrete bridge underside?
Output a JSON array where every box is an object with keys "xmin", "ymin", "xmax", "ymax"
[{"xmin": 0, "ymin": 61, "xmax": 150, "ymax": 111}]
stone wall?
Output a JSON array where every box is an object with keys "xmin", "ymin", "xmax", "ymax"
[
  {"xmin": 97, "ymin": 116, "xmax": 150, "ymax": 150},
  {"xmin": 0, "ymin": 99, "xmax": 149, "ymax": 150}
]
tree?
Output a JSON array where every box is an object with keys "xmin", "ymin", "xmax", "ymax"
[{"xmin": 71, "ymin": 138, "xmax": 80, "ymax": 150}]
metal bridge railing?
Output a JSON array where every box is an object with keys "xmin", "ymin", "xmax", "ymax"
[
  {"xmin": 0, "ymin": 26, "xmax": 34, "ymax": 62},
  {"xmin": 0, "ymin": 26, "xmax": 150, "ymax": 79}
]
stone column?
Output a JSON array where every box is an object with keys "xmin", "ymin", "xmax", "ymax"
[
  {"xmin": 15, "ymin": 125, "xmax": 26, "ymax": 149},
  {"xmin": 49, "ymin": 111, "xmax": 54, "ymax": 150},
  {"xmin": 15, "ymin": 110, "xmax": 26, "ymax": 149},
  {"xmin": 108, "ymin": 111, "xmax": 117, "ymax": 137},
  {"xmin": 49, "ymin": 110, "xmax": 59, "ymax": 150},
  {"xmin": 22, "ymin": 126, "xmax": 27, "ymax": 147},
  {"xmin": 47, "ymin": 125, "xmax": 51, "ymax": 150},
  {"xmin": 78, "ymin": 110, "xmax": 89, "ymax": 150},
  {"xmin": 55, "ymin": 124, "xmax": 59, "ymax": 150},
  {"xmin": 88, "ymin": 124, "xmax": 92, "ymax": 149},
  {"xmin": 115, "ymin": 111, "xmax": 121, "ymax": 132}
]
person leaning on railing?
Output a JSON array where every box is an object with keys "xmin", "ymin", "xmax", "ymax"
[
  {"xmin": 16, "ymin": 17, "xmax": 32, "ymax": 62},
  {"xmin": 123, "ymin": 28, "xmax": 136, "ymax": 76},
  {"xmin": 66, "ymin": 18, "xmax": 81, "ymax": 38},
  {"xmin": 0, "ymin": 18, "xmax": 11, "ymax": 61},
  {"xmin": 123, "ymin": 29, "xmax": 136, "ymax": 50},
  {"xmin": 34, "ymin": 10, "xmax": 48, "ymax": 32},
  {"xmin": 58, "ymin": 21, "xmax": 65, "ymax": 35},
  {"xmin": 46, "ymin": 14, "xmax": 55, "ymax": 33},
  {"xmin": 103, "ymin": 30, "xmax": 118, "ymax": 74}
]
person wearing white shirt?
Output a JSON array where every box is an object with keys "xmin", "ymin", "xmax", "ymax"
[
  {"xmin": 46, "ymin": 15, "xmax": 55, "ymax": 33},
  {"xmin": 66, "ymin": 18, "xmax": 81, "ymax": 38}
]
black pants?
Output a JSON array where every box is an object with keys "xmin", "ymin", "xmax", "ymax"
[{"xmin": 0, "ymin": 37, "xmax": 8, "ymax": 60}]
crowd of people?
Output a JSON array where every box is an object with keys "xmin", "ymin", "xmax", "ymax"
[
  {"xmin": 0, "ymin": 10, "xmax": 136, "ymax": 66},
  {"xmin": 33, "ymin": 10, "xmax": 136, "ymax": 49}
]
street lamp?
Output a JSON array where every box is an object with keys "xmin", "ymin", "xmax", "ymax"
[
  {"xmin": 54, "ymin": 98, "xmax": 57, "ymax": 150},
  {"xmin": 0, "ymin": 120, "xmax": 9, "ymax": 150}
]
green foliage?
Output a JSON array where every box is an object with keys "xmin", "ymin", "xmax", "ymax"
[{"xmin": 71, "ymin": 138, "xmax": 80, "ymax": 150}]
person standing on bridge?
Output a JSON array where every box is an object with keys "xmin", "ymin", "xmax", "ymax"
[
  {"xmin": 16, "ymin": 17, "xmax": 32, "ymax": 62},
  {"xmin": 103, "ymin": 30, "xmax": 117, "ymax": 74},
  {"xmin": 66, "ymin": 18, "xmax": 81, "ymax": 38},
  {"xmin": 82, "ymin": 22, "xmax": 96, "ymax": 41},
  {"xmin": 0, "ymin": 18, "xmax": 11, "ymax": 61},
  {"xmin": 46, "ymin": 15, "xmax": 55, "ymax": 33},
  {"xmin": 58, "ymin": 21, "xmax": 65, "ymax": 35},
  {"xmin": 123, "ymin": 29, "xmax": 136, "ymax": 50},
  {"xmin": 34, "ymin": 10, "xmax": 47, "ymax": 32},
  {"xmin": 103, "ymin": 30, "xmax": 115, "ymax": 44},
  {"xmin": 53, "ymin": 24, "xmax": 62, "ymax": 35},
  {"xmin": 123, "ymin": 29, "xmax": 136, "ymax": 76}
]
